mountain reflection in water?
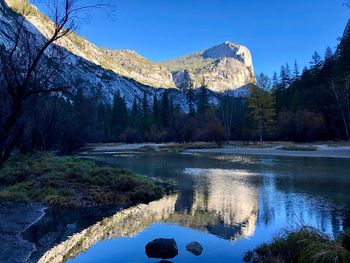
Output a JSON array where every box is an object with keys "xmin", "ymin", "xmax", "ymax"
[
  {"xmin": 38, "ymin": 168, "xmax": 260, "ymax": 262},
  {"xmin": 36, "ymin": 153, "xmax": 350, "ymax": 263}
]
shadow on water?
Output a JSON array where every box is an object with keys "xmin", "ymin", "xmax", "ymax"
[{"xmin": 24, "ymin": 205, "xmax": 124, "ymax": 263}]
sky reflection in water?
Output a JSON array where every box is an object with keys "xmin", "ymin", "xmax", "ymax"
[{"xmin": 39, "ymin": 152, "xmax": 350, "ymax": 263}]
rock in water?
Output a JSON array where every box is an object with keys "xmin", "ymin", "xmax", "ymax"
[
  {"xmin": 145, "ymin": 238, "xmax": 178, "ymax": 259},
  {"xmin": 185, "ymin": 241, "xmax": 203, "ymax": 256}
]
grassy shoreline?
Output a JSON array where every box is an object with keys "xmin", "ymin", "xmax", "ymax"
[
  {"xmin": 0, "ymin": 153, "xmax": 165, "ymax": 208},
  {"xmin": 244, "ymin": 227, "xmax": 350, "ymax": 263}
]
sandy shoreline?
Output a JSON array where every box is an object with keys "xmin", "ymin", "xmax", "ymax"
[
  {"xmin": 187, "ymin": 145, "xmax": 350, "ymax": 159},
  {"xmin": 89, "ymin": 143, "xmax": 350, "ymax": 159}
]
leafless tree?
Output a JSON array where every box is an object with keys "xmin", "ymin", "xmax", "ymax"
[
  {"xmin": 220, "ymin": 94, "xmax": 235, "ymax": 144},
  {"xmin": 0, "ymin": 0, "xmax": 110, "ymax": 166}
]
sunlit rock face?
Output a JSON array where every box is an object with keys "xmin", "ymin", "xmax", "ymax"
[
  {"xmin": 38, "ymin": 195, "xmax": 178, "ymax": 263},
  {"xmin": 164, "ymin": 41, "xmax": 256, "ymax": 93},
  {"xmin": 3, "ymin": 0, "xmax": 256, "ymax": 96}
]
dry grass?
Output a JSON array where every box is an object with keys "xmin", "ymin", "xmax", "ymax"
[
  {"xmin": 244, "ymin": 227, "xmax": 350, "ymax": 263},
  {"xmin": 0, "ymin": 153, "xmax": 164, "ymax": 208}
]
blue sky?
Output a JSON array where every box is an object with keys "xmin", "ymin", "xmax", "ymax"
[{"xmin": 41, "ymin": 0, "xmax": 349, "ymax": 76}]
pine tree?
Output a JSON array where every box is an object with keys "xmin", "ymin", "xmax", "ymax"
[
  {"xmin": 280, "ymin": 65, "xmax": 290, "ymax": 88},
  {"xmin": 141, "ymin": 92, "xmax": 150, "ymax": 132},
  {"xmin": 161, "ymin": 91, "xmax": 170, "ymax": 127},
  {"xmin": 285, "ymin": 63, "xmax": 292, "ymax": 85},
  {"xmin": 130, "ymin": 99, "xmax": 141, "ymax": 129},
  {"xmin": 257, "ymin": 73, "xmax": 272, "ymax": 91},
  {"xmin": 310, "ymin": 51, "xmax": 322, "ymax": 69},
  {"xmin": 110, "ymin": 91, "xmax": 128, "ymax": 140},
  {"xmin": 272, "ymin": 71, "xmax": 279, "ymax": 88},
  {"xmin": 186, "ymin": 78, "xmax": 195, "ymax": 117},
  {"xmin": 152, "ymin": 95, "xmax": 161, "ymax": 128},
  {"xmin": 293, "ymin": 60, "xmax": 300, "ymax": 80},
  {"xmin": 197, "ymin": 78, "xmax": 209, "ymax": 115},
  {"xmin": 324, "ymin": 46, "xmax": 333, "ymax": 60}
]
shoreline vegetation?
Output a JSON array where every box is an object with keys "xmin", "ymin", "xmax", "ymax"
[
  {"xmin": 0, "ymin": 153, "xmax": 167, "ymax": 208},
  {"xmin": 243, "ymin": 227, "xmax": 350, "ymax": 263}
]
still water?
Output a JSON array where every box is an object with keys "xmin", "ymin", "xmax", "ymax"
[{"xmin": 38, "ymin": 152, "xmax": 350, "ymax": 263}]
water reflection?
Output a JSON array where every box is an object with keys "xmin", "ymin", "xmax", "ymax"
[
  {"xmin": 35, "ymin": 153, "xmax": 350, "ymax": 263},
  {"xmin": 39, "ymin": 168, "xmax": 262, "ymax": 262},
  {"xmin": 38, "ymin": 195, "xmax": 178, "ymax": 263},
  {"xmin": 174, "ymin": 168, "xmax": 258, "ymax": 239}
]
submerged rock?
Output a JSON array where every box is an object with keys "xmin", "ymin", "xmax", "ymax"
[
  {"xmin": 185, "ymin": 241, "xmax": 203, "ymax": 256},
  {"xmin": 145, "ymin": 238, "xmax": 178, "ymax": 259}
]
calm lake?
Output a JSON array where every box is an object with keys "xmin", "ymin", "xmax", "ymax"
[{"xmin": 36, "ymin": 151, "xmax": 350, "ymax": 263}]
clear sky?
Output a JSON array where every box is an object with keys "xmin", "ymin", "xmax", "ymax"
[{"xmin": 41, "ymin": 0, "xmax": 349, "ymax": 76}]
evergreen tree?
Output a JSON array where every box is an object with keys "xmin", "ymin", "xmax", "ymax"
[
  {"xmin": 186, "ymin": 78, "xmax": 195, "ymax": 116},
  {"xmin": 302, "ymin": 66, "xmax": 309, "ymax": 74},
  {"xmin": 310, "ymin": 51, "xmax": 322, "ymax": 69},
  {"xmin": 247, "ymin": 85, "xmax": 275, "ymax": 142},
  {"xmin": 197, "ymin": 78, "xmax": 209, "ymax": 115},
  {"xmin": 130, "ymin": 99, "xmax": 141, "ymax": 129},
  {"xmin": 110, "ymin": 91, "xmax": 128, "ymax": 140},
  {"xmin": 293, "ymin": 60, "xmax": 300, "ymax": 80},
  {"xmin": 141, "ymin": 92, "xmax": 150, "ymax": 132},
  {"xmin": 257, "ymin": 73, "xmax": 272, "ymax": 91},
  {"xmin": 324, "ymin": 46, "xmax": 333, "ymax": 60},
  {"xmin": 280, "ymin": 65, "xmax": 289, "ymax": 88},
  {"xmin": 272, "ymin": 71, "xmax": 279, "ymax": 88},
  {"xmin": 152, "ymin": 95, "xmax": 161, "ymax": 128},
  {"xmin": 161, "ymin": 91, "xmax": 170, "ymax": 127},
  {"xmin": 285, "ymin": 63, "xmax": 292, "ymax": 85}
]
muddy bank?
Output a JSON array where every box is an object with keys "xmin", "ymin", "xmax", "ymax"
[{"xmin": 0, "ymin": 200, "xmax": 124, "ymax": 263}]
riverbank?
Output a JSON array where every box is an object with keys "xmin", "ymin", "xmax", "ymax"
[
  {"xmin": 0, "ymin": 153, "xmax": 170, "ymax": 263},
  {"xmin": 188, "ymin": 144, "xmax": 350, "ymax": 159},
  {"xmin": 88, "ymin": 142, "xmax": 350, "ymax": 159},
  {"xmin": 0, "ymin": 153, "xmax": 165, "ymax": 207}
]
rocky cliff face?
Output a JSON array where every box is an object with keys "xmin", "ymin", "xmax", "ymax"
[
  {"xmin": 163, "ymin": 41, "xmax": 255, "ymax": 92},
  {"xmin": 1, "ymin": 0, "xmax": 255, "ymax": 107}
]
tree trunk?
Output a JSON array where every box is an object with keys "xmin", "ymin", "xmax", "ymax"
[
  {"xmin": 0, "ymin": 100, "xmax": 23, "ymax": 167},
  {"xmin": 331, "ymin": 82, "xmax": 350, "ymax": 140},
  {"xmin": 258, "ymin": 114, "xmax": 263, "ymax": 143}
]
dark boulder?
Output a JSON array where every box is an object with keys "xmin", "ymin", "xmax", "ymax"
[
  {"xmin": 145, "ymin": 238, "xmax": 178, "ymax": 259},
  {"xmin": 185, "ymin": 241, "xmax": 203, "ymax": 256}
]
